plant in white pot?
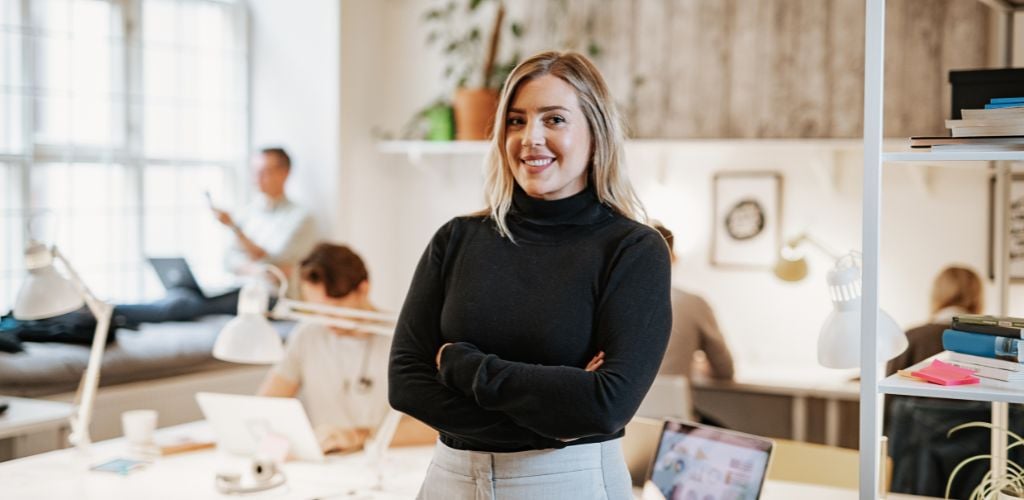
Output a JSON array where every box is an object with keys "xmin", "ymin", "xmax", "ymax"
[
  {"xmin": 423, "ymin": 0, "xmax": 522, "ymax": 140},
  {"xmin": 945, "ymin": 422, "xmax": 1024, "ymax": 499}
]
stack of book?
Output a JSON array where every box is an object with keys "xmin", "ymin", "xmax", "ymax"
[
  {"xmin": 941, "ymin": 315, "xmax": 1024, "ymax": 383},
  {"xmin": 911, "ymin": 97, "xmax": 1024, "ymax": 150}
]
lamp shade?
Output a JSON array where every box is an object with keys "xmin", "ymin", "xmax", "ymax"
[
  {"xmin": 773, "ymin": 245, "xmax": 809, "ymax": 282},
  {"xmin": 13, "ymin": 243, "xmax": 84, "ymax": 320},
  {"xmin": 817, "ymin": 258, "xmax": 908, "ymax": 369},
  {"xmin": 212, "ymin": 281, "xmax": 283, "ymax": 364},
  {"xmin": 212, "ymin": 314, "xmax": 283, "ymax": 364}
]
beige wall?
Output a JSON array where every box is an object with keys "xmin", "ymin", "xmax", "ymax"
[{"xmin": 249, "ymin": 0, "xmax": 1024, "ymax": 368}]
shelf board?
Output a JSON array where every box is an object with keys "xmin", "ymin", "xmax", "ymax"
[
  {"xmin": 377, "ymin": 140, "xmax": 489, "ymax": 155},
  {"xmin": 882, "ymin": 150, "xmax": 1024, "ymax": 162},
  {"xmin": 878, "ymin": 352, "xmax": 1024, "ymax": 404}
]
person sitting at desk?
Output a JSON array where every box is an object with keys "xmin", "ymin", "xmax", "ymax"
[
  {"xmin": 258, "ymin": 243, "xmax": 435, "ymax": 452},
  {"xmin": 885, "ymin": 265, "xmax": 983, "ymax": 375},
  {"xmin": 652, "ymin": 223, "xmax": 735, "ymax": 381}
]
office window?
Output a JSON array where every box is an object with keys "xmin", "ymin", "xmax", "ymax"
[{"xmin": 0, "ymin": 0, "xmax": 247, "ymax": 311}]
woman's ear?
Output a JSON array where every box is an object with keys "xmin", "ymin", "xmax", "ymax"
[{"xmin": 356, "ymin": 279, "xmax": 370, "ymax": 297}]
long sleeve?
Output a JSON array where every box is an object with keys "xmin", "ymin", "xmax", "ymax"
[
  {"xmin": 387, "ymin": 220, "xmax": 563, "ymax": 450},
  {"xmin": 436, "ymin": 228, "xmax": 672, "ymax": 440},
  {"xmin": 263, "ymin": 212, "xmax": 318, "ymax": 266},
  {"xmin": 695, "ymin": 296, "xmax": 735, "ymax": 380}
]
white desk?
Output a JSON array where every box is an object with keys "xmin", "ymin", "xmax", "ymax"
[
  {"xmin": 0, "ymin": 421, "xmax": 934, "ymax": 499},
  {"xmin": 0, "ymin": 395, "xmax": 72, "ymax": 460},
  {"xmin": 692, "ymin": 364, "xmax": 860, "ymax": 445}
]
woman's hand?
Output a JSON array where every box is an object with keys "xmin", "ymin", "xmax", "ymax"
[
  {"xmin": 585, "ymin": 351, "xmax": 605, "ymax": 372},
  {"xmin": 318, "ymin": 427, "xmax": 371, "ymax": 453},
  {"xmin": 435, "ymin": 342, "xmax": 453, "ymax": 369}
]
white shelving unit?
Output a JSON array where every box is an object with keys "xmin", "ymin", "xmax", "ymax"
[{"xmin": 861, "ymin": 0, "xmax": 1024, "ymax": 498}]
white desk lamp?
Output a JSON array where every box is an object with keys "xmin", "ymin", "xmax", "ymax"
[
  {"xmin": 13, "ymin": 241, "xmax": 114, "ymax": 451},
  {"xmin": 212, "ymin": 265, "xmax": 396, "ymax": 364},
  {"xmin": 817, "ymin": 252, "xmax": 907, "ymax": 369}
]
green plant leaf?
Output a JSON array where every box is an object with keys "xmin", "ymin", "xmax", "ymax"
[
  {"xmin": 424, "ymin": 9, "xmax": 442, "ymax": 20},
  {"xmin": 587, "ymin": 42, "xmax": 602, "ymax": 58},
  {"xmin": 510, "ymin": 22, "xmax": 523, "ymax": 38},
  {"xmin": 469, "ymin": 0, "xmax": 484, "ymax": 11},
  {"xmin": 469, "ymin": 27, "xmax": 480, "ymax": 41}
]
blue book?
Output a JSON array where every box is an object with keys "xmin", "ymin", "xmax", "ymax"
[
  {"xmin": 990, "ymin": 97, "xmax": 1024, "ymax": 105},
  {"xmin": 943, "ymin": 329, "xmax": 1024, "ymax": 362},
  {"xmin": 984, "ymin": 102, "xmax": 1024, "ymax": 110}
]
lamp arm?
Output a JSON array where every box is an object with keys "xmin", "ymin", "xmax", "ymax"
[
  {"xmin": 793, "ymin": 233, "xmax": 841, "ymax": 261},
  {"xmin": 271, "ymin": 299, "xmax": 396, "ymax": 337},
  {"xmin": 262, "ymin": 264, "xmax": 289, "ymax": 299},
  {"xmin": 51, "ymin": 247, "xmax": 105, "ymax": 319},
  {"xmin": 51, "ymin": 247, "xmax": 112, "ymax": 451}
]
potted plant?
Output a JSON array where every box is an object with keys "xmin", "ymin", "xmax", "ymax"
[
  {"xmin": 945, "ymin": 422, "xmax": 1024, "ymax": 499},
  {"xmin": 423, "ymin": 0, "xmax": 522, "ymax": 140}
]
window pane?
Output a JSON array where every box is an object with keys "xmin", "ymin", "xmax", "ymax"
[
  {"xmin": 141, "ymin": 0, "xmax": 245, "ymax": 161},
  {"xmin": 32, "ymin": 0, "xmax": 124, "ymax": 147},
  {"xmin": 143, "ymin": 164, "xmax": 235, "ymax": 293},
  {"xmin": 29, "ymin": 162, "xmax": 141, "ymax": 301},
  {"xmin": 0, "ymin": 163, "xmax": 24, "ymax": 313}
]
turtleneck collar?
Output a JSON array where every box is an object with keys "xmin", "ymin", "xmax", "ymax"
[{"xmin": 509, "ymin": 183, "xmax": 611, "ymax": 227}]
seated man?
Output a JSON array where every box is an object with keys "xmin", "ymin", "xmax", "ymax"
[
  {"xmin": 213, "ymin": 147, "xmax": 318, "ymax": 290},
  {"xmin": 258, "ymin": 243, "xmax": 435, "ymax": 452},
  {"xmin": 0, "ymin": 147, "xmax": 318, "ymax": 351},
  {"xmin": 652, "ymin": 223, "xmax": 735, "ymax": 381}
]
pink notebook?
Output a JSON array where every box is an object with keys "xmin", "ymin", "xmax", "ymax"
[{"xmin": 910, "ymin": 359, "xmax": 980, "ymax": 386}]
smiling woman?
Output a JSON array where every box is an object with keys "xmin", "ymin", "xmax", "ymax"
[{"xmin": 388, "ymin": 51, "xmax": 671, "ymax": 500}]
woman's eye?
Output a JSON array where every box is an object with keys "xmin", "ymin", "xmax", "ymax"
[
  {"xmin": 506, "ymin": 116, "xmax": 524, "ymax": 127},
  {"xmin": 547, "ymin": 115, "xmax": 566, "ymax": 125}
]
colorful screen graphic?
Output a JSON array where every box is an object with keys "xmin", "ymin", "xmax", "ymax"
[{"xmin": 649, "ymin": 422, "xmax": 771, "ymax": 500}]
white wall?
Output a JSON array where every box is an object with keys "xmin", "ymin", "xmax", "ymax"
[
  {"xmin": 325, "ymin": 0, "xmax": 1021, "ymax": 369},
  {"xmin": 249, "ymin": 0, "xmax": 342, "ymax": 239}
]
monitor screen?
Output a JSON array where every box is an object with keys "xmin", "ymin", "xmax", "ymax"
[{"xmin": 649, "ymin": 420, "xmax": 773, "ymax": 500}]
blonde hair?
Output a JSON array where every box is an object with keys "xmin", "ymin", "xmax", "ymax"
[
  {"xmin": 480, "ymin": 51, "xmax": 646, "ymax": 239},
  {"xmin": 930, "ymin": 265, "xmax": 983, "ymax": 315}
]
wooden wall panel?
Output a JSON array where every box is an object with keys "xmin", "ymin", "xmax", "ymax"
[
  {"xmin": 827, "ymin": 0, "xmax": 865, "ymax": 138},
  {"xmin": 505, "ymin": 0, "xmax": 990, "ymax": 138}
]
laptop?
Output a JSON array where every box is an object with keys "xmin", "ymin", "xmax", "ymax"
[
  {"xmin": 148, "ymin": 257, "xmax": 235, "ymax": 298},
  {"xmin": 196, "ymin": 392, "xmax": 324, "ymax": 462},
  {"xmin": 644, "ymin": 419, "xmax": 774, "ymax": 500}
]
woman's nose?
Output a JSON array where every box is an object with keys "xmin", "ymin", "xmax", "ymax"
[{"xmin": 521, "ymin": 121, "xmax": 543, "ymax": 147}]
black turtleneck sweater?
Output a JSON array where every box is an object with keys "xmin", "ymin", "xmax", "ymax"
[{"xmin": 388, "ymin": 185, "xmax": 671, "ymax": 452}]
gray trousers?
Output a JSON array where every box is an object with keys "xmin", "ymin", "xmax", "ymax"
[{"xmin": 416, "ymin": 438, "xmax": 632, "ymax": 500}]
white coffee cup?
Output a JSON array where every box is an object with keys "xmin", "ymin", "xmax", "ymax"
[{"xmin": 121, "ymin": 409, "xmax": 158, "ymax": 446}]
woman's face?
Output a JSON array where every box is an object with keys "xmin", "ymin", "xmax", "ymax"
[{"xmin": 504, "ymin": 74, "xmax": 592, "ymax": 201}]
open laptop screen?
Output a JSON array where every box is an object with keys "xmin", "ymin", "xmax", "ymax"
[{"xmin": 648, "ymin": 420, "xmax": 773, "ymax": 500}]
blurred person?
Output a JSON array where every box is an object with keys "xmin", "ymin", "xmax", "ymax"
[
  {"xmin": 885, "ymin": 265, "xmax": 984, "ymax": 375},
  {"xmin": 212, "ymin": 147, "xmax": 318, "ymax": 284},
  {"xmin": 652, "ymin": 223, "xmax": 734, "ymax": 382},
  {"xmin": 259, "ymin": 243, "xmax": 435, "ymax": 452}
]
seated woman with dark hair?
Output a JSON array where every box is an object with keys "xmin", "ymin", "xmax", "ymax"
[{"xmin": 258, "ymin": 243, "xmax": 434, "ymax": 452}]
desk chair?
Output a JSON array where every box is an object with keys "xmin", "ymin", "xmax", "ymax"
[
  {"xmin": 768, "ymin": 438, "xmax": 893, "ymax": 492},
  {"xmin": 621, "ymin": 416, "xmax": 663, "ymax": 488},
  {"xmin": 635, "ymin": 375, "xmax": 693, "ymax": 421}
]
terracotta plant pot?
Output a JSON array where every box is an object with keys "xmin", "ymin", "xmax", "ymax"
[{"xmin": 453, "ymin": 87, "xmax": 499, "ymax": 141}]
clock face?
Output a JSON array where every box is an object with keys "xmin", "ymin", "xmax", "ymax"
[{"xmin": 724, "ymin": 199, "xmax": 765, "ymax": 241}]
